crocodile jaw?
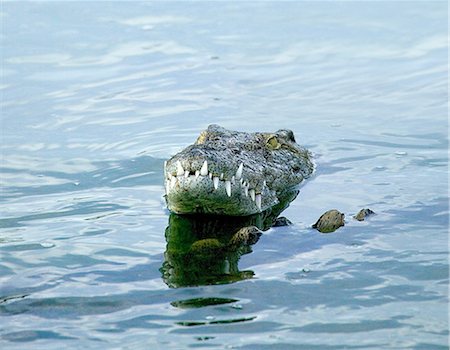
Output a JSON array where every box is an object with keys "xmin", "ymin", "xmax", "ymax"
[{"xmin": 164, "ymin": 160, "xmax": 278, "ymax": 216}]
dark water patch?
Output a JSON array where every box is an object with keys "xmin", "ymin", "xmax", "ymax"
[
  {"xmin": 95, "ymin": 328, "xmax": 124, "ymax": 334},
  {"xmin": 171, "ymin": 297, "xmax": 239, "ymax": 309},
  {"xmin": 0, "ymin": 296, "xmax": 133, "ymax": 318},
  {"xmin": 2, "ymin": 330, "xmax": 77, "ymax": 342},
  {"xmin": 0, "ymin": 289, "xmax": 176, "ymax": 318},
  {"xmin": 111, "ymin": 315, "xmax": 170, "ymax": 331},
  {"xmin": 384, "ymin": 261, "xmax": 448, "ymax": 282},
  {"xmin": 81, "ymin": 229, "xmax": 111, "ymax": 237},
  {"xmin": 239, "ymin": 344, "xmax": 381, "ymax": 350},
  {"xmin": 292, "ymin": 317, "xmax": 412, "ymax": 333},
  {"xmin": 84, "ymin": 212, "xmax": 121, "ymax": 221},
  {"xmin": 0, "ymin": 243, "xmax": 53, "ymax": 252},
  {"xmin": 412, "ymin": 343, "xmax": 450, "ymax": 350},
  {"xmin": 176, "ymin": 316, "xmax": 256, "ymax": 327},
  {"xmin": 172, "ymin": 320, "xmax": 283, "ymax": 335}
]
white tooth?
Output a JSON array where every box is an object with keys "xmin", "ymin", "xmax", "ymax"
[
  {"xmin": 220, "ymin": 173, "xmax": 224, "ymax": 180},
  {"xmin": 249, "ymin": 189, "xmax": 255, "ymax": 201},
  {"xmin": 200, "ymin": 160, "xmax": 208, "ymax": 176},
  {"xmin": 244, "ymin": 185, "xmax": 249, "ymax": 197},
  {"xmin": 240, "ymin": 178, "xmax": 244, "ymax": 185},
  {"xmin": 184, "ymin": 170, "xmax": 189, "ymax": 178},
  {"xmin": 195, "ymin": 170, "xmax": 200, "ymax": 178},
  {"xmin": 168, "ymin": 173, "xmax": 173, "ymax": 180},
  {"xmin": 170, "ymin": 176, "xmax": 177, "ymax": 189},
  {"xmin": 231, "ymin": 176, "xmax": 235, "ymax": 184},
  {"xmin": 176, "ymin": 161, "xmax": 184, "ymax": 176},
  {"xmin": 166, "ymin": 180, "xmax": 170, "ymax": 194},
  {"xmin": 255, "ymin": 194, "xmax": 262, "ymax": 210},
  {"xmin": 225, "ymin": 180, "xmax": 232, "ymax": 197},
  {"xmin": 209, "ymin": 172, "xmax": 213, "ymax": 179},
  {"xmin": 213, "ymin": 176, "xmax": 219, "ymax": 189},
  {"xmin": 235, "ymin": 163, "xmax": 243, "ymax": 180},
  {"xmin": 263, "ymin": 180, "xmax": 266, "ymax": 187}
]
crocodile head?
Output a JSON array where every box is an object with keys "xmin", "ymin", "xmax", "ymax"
[{"xmin": 164, "ymin": 124, "xmax": 314, "ymax": 216}]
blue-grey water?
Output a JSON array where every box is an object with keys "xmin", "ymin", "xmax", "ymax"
[{"xmin": 1, "ymin": 2, "xmax": 448, "ymax": 349}]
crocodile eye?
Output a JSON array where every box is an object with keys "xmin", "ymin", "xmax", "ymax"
[
  {"xmin": 266, "ymin": 135, "xmax": 281, "ymax": 150},
  {"xmin": 276, "ymin": 129, "xmax": 296, "ymax": 143}
]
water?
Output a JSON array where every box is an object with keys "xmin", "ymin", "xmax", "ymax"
[{"xmin": 1, "ymin": 1, "xmax": 448, "ymax": 349}]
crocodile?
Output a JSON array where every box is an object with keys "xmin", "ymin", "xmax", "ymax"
[{"xmin": 164, "ymin": 124, "xmax": 314, "ymax": 216}]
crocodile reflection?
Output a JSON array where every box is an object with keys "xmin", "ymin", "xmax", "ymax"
[{"xmin": 161, "ymin": 190, "xmax": 298, "ymax": 288}]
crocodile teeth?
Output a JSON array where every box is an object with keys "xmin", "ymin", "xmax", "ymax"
[
  {"xmin": 225, "ymin": 180, "xmax": 231, "ymax": 197},
  {"xmin": 166, "ymin": 179, "xmax": 170, "ymax": 194},
  {"xmin": 170, "ymin": 176, "xmax": 177, "ymax": 189},
  {"xmin": 235, "ymin": 163, "xmax": 243, "ymax": 180},
  {"xmin": 220, "ymin": 173, "xmax": 224, "ymax": 180},
  {"xmin": 184, "ymin": 170, "xmax": 189, "ymax": 178},
  {"xmin": 209, "ymin": 172, "xmax": 213, "ymax": 179},
  {"xmin": 200, "ymin": 160, "xmax": 208, "ymax": 176},
  {"xmin": 249, "ymin": 189, "xmax": 255, "ymax": 201},
  {"xmin": 244, "ymin": 185, "xmax": 249, "ymax": 197},
  {"xmin": 195, "ymin": 170, "xmax": 200, "ymax": 178},
  {"xmin": 255, "ymin": 194, "xmax": 262, "ymax": 210},
  {"xmin": 176, "ymin": 161, "xmax": 184, "ymax": 176},
  {"xmin": 213, "ymin": 176, "xmax": 219, "ymax": 190}
]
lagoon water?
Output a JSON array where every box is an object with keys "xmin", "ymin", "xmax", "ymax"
[{"xmin": 1, "ymin": 2, "xmax": 448, "ymax": 349}]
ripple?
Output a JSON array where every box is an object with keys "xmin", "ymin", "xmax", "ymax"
[
  {"xmin": 293, "ymin": 317, "xmax": 411, "ymax": 333},
  {"xmin": 176, "ymin": 316, "xmax": 256, "ymax": 327},
  {"xmin": 2, "ymin": 330, "xmax": 77, "ymax": 342},
  {"xmin": 171, "ymin": 297, "xmax": 239, "ymax": 309}
]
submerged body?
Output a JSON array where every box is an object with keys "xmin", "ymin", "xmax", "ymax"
[{"xmin": 164, "ymin": 124, "xmax": 313, "ymax": 216}]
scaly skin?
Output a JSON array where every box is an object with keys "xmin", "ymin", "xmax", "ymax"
[{"xmin": 164, "ymin": 124, "xmax": 314, "ymax": 216}]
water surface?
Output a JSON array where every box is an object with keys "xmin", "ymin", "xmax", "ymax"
[{"xmin": 1, "ymin": 2, "xmax": 448, "ymax": 349}]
